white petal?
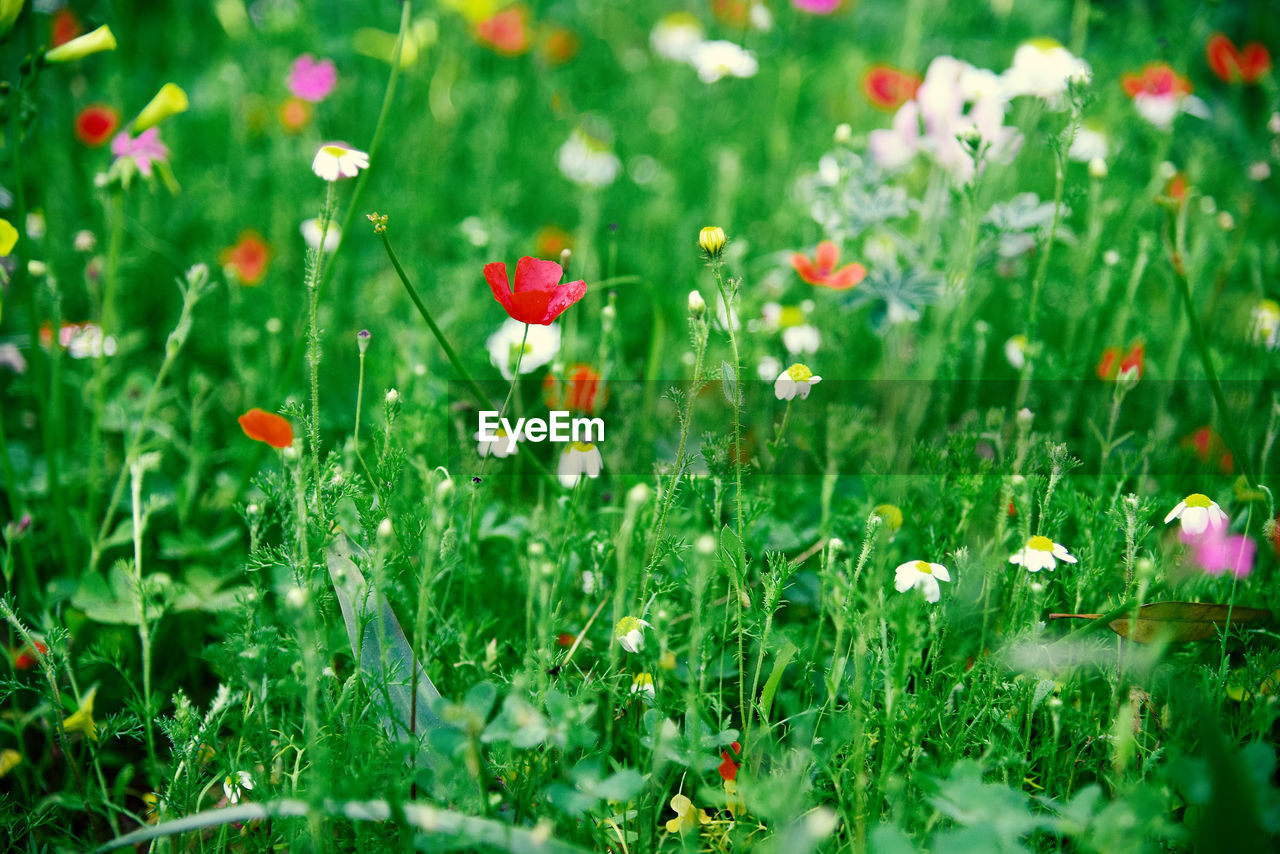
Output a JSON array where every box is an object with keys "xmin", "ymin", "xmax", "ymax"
[
  {"xmin": 1163, "ymin": 501, "xmax": 1185, "ymax": 524},
  {"xmin": 1052, "ymin": 544, "xmax": 1077, "ymax": 563},
  {"xmin": 1182, "ymin": 507, "xmax": 1208, "ymax": 536},
  {"xmin": 930, "ymin": 564, "xmax": 951, "ymax": 582},
  {"xmin": 921, "ymin": 576, "xmax": 941, "ymax": 603},
  {"xmin": 894, "ymin": 567, "xmax": 918, "ymax": 592}
]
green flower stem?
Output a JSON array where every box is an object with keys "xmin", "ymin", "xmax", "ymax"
[
  {"xmin": 1171, "ymin": 210, "xmax": 1259, "ymax": 488},
  {"xmin": 377, "ymin": 229, "xmax": 493, "ymax": 410},
  {"xmin": 306, "ymin": 181, "xmax": 336, "ymax": 509}
]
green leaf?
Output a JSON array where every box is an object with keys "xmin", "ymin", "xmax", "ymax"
[
  {"xmin": 1109, "ymin": 602, "xmax": 1271, "ymax": 643},
  {"xmin": 720, "ymin": 360, "xmax": 738, "ymax": 405},
  {"xmin": 759, "ymin": 640, "xmax": 798, "ymax": 722},
  {"xmin": 326, "ymin": 540, "xmax": 450, "ymax": 766}
]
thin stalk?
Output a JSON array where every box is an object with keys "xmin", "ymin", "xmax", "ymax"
[
  {"xmin": 306, "ymin": 181, "xmax": 336, "ymax": 509},
  {"xmin": 1171, "ymin": 212, "xmax": 1258, "ymax": 487},
  {"xmin": 129, "ymin": 460, "xmax": 158, "ymax": 776},
  {"xmin": 376, "ymin": 228, "xmax": 493, "ymax": 409}
]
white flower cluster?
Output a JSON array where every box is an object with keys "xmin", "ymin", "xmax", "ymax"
[{"xmin": 650, "ymin": 13, "xmax": 758, "ymax": 84}]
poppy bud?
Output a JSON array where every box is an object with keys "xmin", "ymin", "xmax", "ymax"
[
  {"xmin": 44, "ymin": 24, "xmax": 116, "ymax": 62},
  {"xmin": 132, "ymin": 83, "xmax": 189, "ymax": 133},
  {"xmin": 688, "ymin": 289, "xmax": 706, "ymax": 317}
]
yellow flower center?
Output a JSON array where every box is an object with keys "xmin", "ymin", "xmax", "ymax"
[
  {"xmin": 874, "ymin": 503, "xmax": 904, "ymax": 530},
  {"xmin": 915, "ymin": 560, "xmax": 933, "ymax": 575},
  {"xmin": 786, "ymin": 363, "xmax": 813, "ymax": 382},
  {"xmin": 1028, "ymin": 535, "xmax": 1054, "ymax": 552},
  {"xmin": 572, "ymin": 441, "xmax": 595, "ymax": 452},
  {"xmin": 319, "ymin": 144, "xmax": 348, "ymax": 158},
  {"xmin": 1026, "ymin": 36, "xmax": 1064, "ymax": 51},
  {"xmin": 1184, "ymin": 493, "xmax": 1213, "ymax": 508},
  {"xmin": 615, "ymin": 616, "xmax": 641, "ymax": 635},
  {"xmin": 633, "ymin": 673, "xmax": 654, "ymax": 688},
  {"xmin": 777, "ymin": 306, "xmax": 806, "ymax": 327}
]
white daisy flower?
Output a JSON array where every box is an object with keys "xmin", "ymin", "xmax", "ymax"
[
  {"xmin": 1163, "ymin": 493, "xmax": 1228, "ymax": 536},
  {"xmin": 1004, "ymin": 334, "xmax": 1027, "ymax": 369},
  {"xmin": 774, "ymin": 363, "xmax": 822, "ymax": 401},
  {"xmin": 300, "ymin": 217, "xmax": 341, "ymax": 252},
  {"xmin": 614, "ymin": 616, "xmax": 652, "ymax": 653},
  {"xmin": 557, "ymin": 126, "xmax": 621, "ymax": 187},
  {"xmin": 311, "ymin": 143, "xmax": 369, "ymax": 181},
  {"xmin": 486, "ymin": 318, "xmax": 560, "ymax": 380},
  {"xmin": 757, "ymin": 354, "xmax": 781, "ymax": 382},
  {"xmin": 476, "ymin": 427, "xmax": 519, "ymax": 458},
  {"xmin": 1002, "ymin": 39, "xmax": 1090, "ymax": 105},
  {"xmin": 1009, "ymin": 535, "xmax": 1078, "ymax": 572},
  {"xmin": 893, "ymin": 560, "xmax": 951, "ymax": 603},
  {"xmin": 1249, "ymin": 299, "xmax": 1280, "ymax": 351},
  {"xmin": 782, "ymin": 324, "xmax": 821, "ymax": 355},
  {"xmin": 558, "ymin": 442, "xmax": 603, "ymax": 488},
  {"xmin": 630, "ymin": 672, "xmax": 656, "ymax": 699},
  {"xmin": 687, "ymin": 40, "xmax": 758, "ymax": 84},
  {"xmin": 1069, "ymin": 122, "xmax": 1110, "ymax": 162},
  {"xmin": 650, "ymin": 12, "xmax": 704, "ymax": 62},
  {"xmin": 223, "ymin": 770, "xmax": 255, "ymax": 805}
]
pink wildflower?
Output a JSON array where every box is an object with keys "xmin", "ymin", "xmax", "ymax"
[
  {"xmin": 287, "ymin": 55, "xmax": 337, "ymax": 102},
  {"xmin": 110, "ymin": 129, "xmax": 169, "ymax": 177}
]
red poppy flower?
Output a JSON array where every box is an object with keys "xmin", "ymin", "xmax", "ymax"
[
  {"xmin": 535, "ymin": 225, "xmax": 573, "ymax": 259},
  {"xmin": 219, "ymin": 230, "xmax": 272, "ymax": 286},
  {"xmin": 1121, "ymin": 62, "xmax": 1193, "ymax": 98},
  {"xmin": 1206, "ymin": 34, "xmax": 1271, "ymax": 84},
  {"xmin": 13, "ymin": 640, "xmax": 48, "ymax": 671},
  {"xmin": 719, "ymin": 742, "xmax": 741, "ymax": 782},
  {"xmin": 556, "ymin": 632, "xmax": 576, "ymax": 648},
  {"xmin": 543, "ymin": 364, "xmax": 607, "ymax": 414},
  {"xmin": 75, "ymin": 105, "xmax": 120, "ymax": 147},
  {"xmin": 791, "ymin": 241, "xmax": 866, "ymax": 290},
  {"xmin": 485, "ymin": 256, "xmax": 587, "ymax": 325},
  {"xmin": 1095, "ymin": 342, "xmax": 1144, "ymax": 381},
  {"xmin": 863, "ymin": 65, "xmax": 921, "ymax": 111},
  {"xmin": 1182, "ymin": 426, "xmax": 1233, "ymax": 474},
  {"xmin": 711, "ymin": 0, "xmax": 751, "ymax": 27},
  {"xmin": 239, "ymin": 409, "xmax": 294, "ymax": 448},
  {"xmin": 51, "ymin": 8, "xmax": 82, "ymax": 47},
  {"xmin": 476, "ymin": 5, "xmax": 531, "ymax": 57},
  {"xmin": 278, "ymin": 97, "xmax": 312, "ymax": 134}
]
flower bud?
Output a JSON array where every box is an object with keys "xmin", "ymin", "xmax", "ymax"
[
  {"xmin": 559, "ymin": 247, "xmax": 572, "ymax": 270},
  {"xmin": 45, "ymin": 25, "xmax": 117, "ymax": 63},
  {"xmin": 132, "ymin": 83, "xmax": 189, "ymax": 133},
  {"xmin": 698, "ymin": 226, "xmax": 726, "ymax": 257},
  {"xmin": 285, "ymin": 586, "xmax": 307, "ymax": 609},
  {"xmin": 1103, "ymin": 250, "xmax": 1120, "ymax": 267},
  {"xmin": 688, "ymin": 289, "xmax": 706, "ymax": 317},
  {"xmin": 357, "ymin": 329, "xmax": 371, "ymax": 354},
  {"xmin": 385, "ymin": 388, "xmax": 399, "ymax": 405},
  {"xmin": 377, "ymin": 517, "xmax": 394, "ymax": 542},
  {"xmin": 833, "ymin": 122, "xmax": 852, "ymax": 144},
  {"xmin": 1157, "ymin": 160, "xmax": 1177, "ymax": 180},
  {"xmin": 1016, "ymin": 408, "xmax": 1034, "ymax": 429},
  {"xmin": 1088, "ymin": 156, "xmax": 1107, "ymax": 179},
  {"xmin": 1217, "ymin": 211, "xmax": 1235, "ymax": 231}
]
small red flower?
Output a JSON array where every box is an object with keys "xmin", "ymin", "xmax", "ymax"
[
  {"xmin": 711, "ymin": 0, "xmax": 751, "ymax": 27},
  {"xmin": 219, "ymin": 230, "xmax": 272, "ymax": 286},
  {"xmin": 238, "ymin": 409, "xmax": 294, "ymax": 448},
  {"xmin": 278, "ymin": 97, "xmax": 312, "ymax": 134},
  {"xmin": 1206, "ymin": 34, "xmax": 1271, "ymax": 84},
  {"xmin": 75, "ymin": 105, "xmax": 120, "ymax": 147},
  {"xmin": 51, "ymin": 8, "xmax": 82, "ymax": 47},
  {"xmin": 791, "ymin": 241, "xmax": 866, "ymax": 290},
  {"xmin": 543, "ymin": 364, "xmax": 607, "ymax": 415},
  {"xmin": 541, "ymin": 27, "xmax": 579, "ymax": 66},
  {"xmin": 1182, "ymin": 426, "xmax": 1233, "ymax": 474},
  {"xmin": 556, "ymin": 632, "xmax": 576, "ymax": 648},
  {"xmin": 1095, "ymin": 343, "xmax": 1144, "ymax": 381},
  {"xmin": 1121, "ymin": 62, "xmax": 1193, "ymax": 98},
  {"xmin": 719, "ymin": 742, "xmax": 741, "ymax": 782},
  {"xmin": 475, "ymin": 5, "xmax": 531, "ymax": 57},
  {"xmin": 534, "ymin": 225, "xmax": 573, "ymax": 259},
  {"xmin": 13, "ymin": 640, "xmax": 48, "ymax": 671},
  {"xmin": 485, "ymin": 256, "xmax": 587, "ymax": 325},
  {"xmin": 862, "ymin": 65, "xmax": 921, "ymax": 111}
]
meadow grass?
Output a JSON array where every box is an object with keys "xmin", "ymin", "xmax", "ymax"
[{"xmin": 2, "ymin": 0, "xmax": 1280, "ymax": 851}]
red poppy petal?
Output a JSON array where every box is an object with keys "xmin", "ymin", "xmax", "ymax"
[
  {"xmin": 1206, "ymin": 34, "xmax": 1238, "ymax": 82},
  {"xmin": 814, "ymin": 241, "xmax": 840, "ymax": 275},
  {"xmin": 1095, "ymin": 348, "xmax": 1118, "ymax": 380},
  {"xmin": 791, "ymin": 253, "xmax": 820, "ymax": 284},
  {"xmin": 826, "ymin": 263, "xmax": 867, "ymax": 290},
  {"xmin": 539, "ymin": 278, "xmax": 588, "ymax": 325},
  {"xmin": 1240, "ymin": 44, "xmax": 1271, "ymax": 82},
  {"xmin": 1121, "ymin": 74, "xmax": 1144, "ymax": 97},
  {"xmin": 239, "ymin": 409, "xmax": 294, "ymax": 448},
  {"xmin": 507, "ymin": 289, "xmax": 555, "ymax": 325},
  {"xmin": 513, "ymin": 256, "xmax": 565, "ymax": 294},
  {"xmin": 485, "ymin": 261, "xmax": 517, "ymax": 313}
]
